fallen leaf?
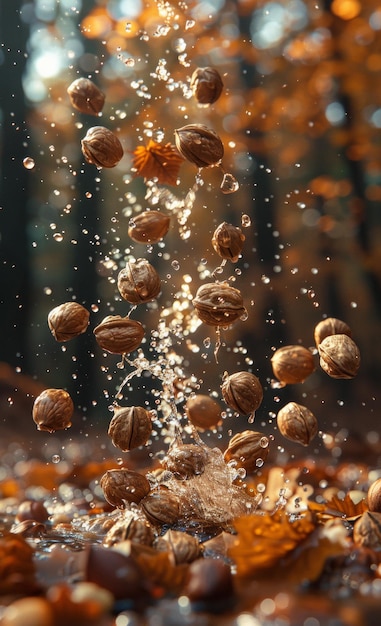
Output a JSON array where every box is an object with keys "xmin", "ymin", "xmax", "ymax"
[
  {"xmin": 229, "ymin": 509, "xmax": 316, "ymax": 578},
  {"xmin": 132, "ymin": 140, "xmax": 184, "ymax": 185}
]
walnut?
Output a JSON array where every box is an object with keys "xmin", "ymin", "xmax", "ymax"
[
  {"xmin": 190, "ymin": 66, "xmax": 224, "ymax": 104},
  {"xmin": 367, "ymin": 478, "xmax": 381, "ymax": 513},
  {"xmin": 211, "ymin": 222, "xmax": 245, "ymax": 262},
  {"xmin": 271, "ymin": 345, "xmax": 315, "ymax": 385},
  {"xmin": 221, "ymin": 371, "xmax": 263, "ymax": 415},
  {"xmin": 93, "ymin": 315, "xmax": 144, "ymax": 354},
  {"xmin": 185, "ymin": 394, "xmax": 222, "ymax": 430},
  {"xmin": 81, "ymin": 126, "xmax": 123, "ymax": 168},
  {"xmin": 313, "ymin": 317, "xmax": 352, "ymax": 347},
  {"xmin": 193, "ymin": 281, "xmax": 246, "ymax": 327},
  {"xmin": 128, "ymin": 210, "xmax": 171, "ymax": 244},
  {"xmin": 108, "ymin": 405, "xmax": 153, "ymax": 451},
  {"xmin": 174, "ymin": 124, "xmax": 224, "ymax": 168},
  {"xmin": 103, "ymin": 511, "xmax": 155, "ymax": 546},
  {"xmin": 32, "ymin": 388, "xmax": 74, "ymax": 432},
  {"xmin": 67, "ymin": 77, "xmax": 105, "ymax": 115},
  {"xmin": 353, "ymin": 511, "xmax": 381, "ymax": 550},
  {"xmin": 48, "ymin": 301, "xmax": 90, "ymax": 342},
  {"xmin": 140, "ymin": 486, "xmax": 181, "ymax": 526},
  {"xmin": 318, "ymin": 334, "xmax": 360, "ymax": 379},
  {"xmin": 223, "ymin": 430, "xmax": 270, "ymax": 473},
  {"xmin": 117, "ymin": 259, "xmax": 161, "ymax": 304},
  {"xmin": 276, "ymin": 402, "xmax": 318, "ymax": 446},
  {"xmin": 100, "ymin": 469, "xmax": 151, "ymax": 508},
  {"xmin": 163, "ymin": 443, "xmax": 208, "ymax": 479},
  {"xmin": 158, "ymin": 529, "xmax": 201, "ymax": 564}
]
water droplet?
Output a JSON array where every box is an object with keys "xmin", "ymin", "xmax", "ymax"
[
  {"xmin": 241, "ymin": 214, "xmax": 251, "ymax": 227},
  {"xmin": 220, "ymin": 172, "xmax": 239, "ymax": 194},
  {"xmin": 53, "ymin": 233, "xmax": 64, "ymax": 242},
  {"xmin": 203, "ymin": 337, "xmax": 211, "ymax": 348},
  {"xmin": 23, "ymin": 157, "xmax": 35, "ymax": 169},
  {"xmin": 51, "ymin": 454, "xmax": 61, "ymax": 464},
  {"xmin": 171, "ymin": 260, "xmax": 180, "ymax": 270}
]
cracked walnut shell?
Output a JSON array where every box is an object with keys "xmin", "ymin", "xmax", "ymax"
[
  {"xmin": 93, "ymin": 315, "xmax": 144, "ymax": 354},
  {"xmin": 67, "ymin": 77, "xmax": 105, "ymax": 115},
  {"xmin": 276, "ymin": 402, "xmax": 318, "ymax": 446},
  {"xmin": 117, "ymin": 259, "xmax": 161, "ymax": 304},
  {"xmin": 48, "ymin": 301, "xmax": 90, "ymax": 342},
  {"xmin": 193, "ymin": 282, "xmax": 246, "ymax": 327},
  {"xmin": 81, "ymin": 126, "xmax": 123, "ymax": 168},
  {"xmin": 32, "ymin": 388, "xmax": 74, "ymax": 432},
  {"xmin": 221, "ymin": 371, "xmax": 263, "ymax": 415},
  {"xmin": 108, "ymin": 405, "xmax": 153, "ymax": 451}
]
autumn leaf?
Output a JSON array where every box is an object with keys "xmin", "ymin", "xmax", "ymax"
[
  {"xmin": 132, "ymin": 140, "xmax": 184, "ymax": 185},
  {"xmin": 316, "ymin": 492, "xmax": 368, "ymax": 522},
  {"xmin": 229, "ymin": 510, "xmax": 316, "ymax": 578}
]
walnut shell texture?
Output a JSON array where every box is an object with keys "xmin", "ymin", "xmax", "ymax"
[
  {"xmin": 81, "ymin": 126, "xmax": 123, "ymax": 168},
  {"xmin": 93, "ymin": 315, "xmax": 144, "ymax": 354},
  {"xmin": 48, "ymin": 301, "xmax": 90, "ymax": 342},
  {"xmin": 190, "ymin": 66, "xmax": 224, "ymax": 105},
  {"xmin": 221, "ymin": 371, "xmax": 263, "ymax": 415},
  {"xmin": 100, "ymin": 469, "xmax": 151, "ymax": 507},
  {"xmin": 108, "ymin": 405, "xmax": 153, "ymax": 451},
  {"xmin": 318, "ymin": 334, "xmax": 360, "ymax": 379},
  {"xmin": 271, "ymin": 345, "xmax": 315, "ymax": 385},
  {"xmin": 185, "ymin": 394, "xmax": 222, "ymax": 430},
  {"xmin": 211, "ymin": 222, "xmax": 245, "ymax": 262},
  {"xmin": 32, "ymin": 388, "xmax": 74, "ymax": 432},
  {"xmin": 174, "ymin": 124, "xmax": 224, "ymax": 168},
  {"xmin": 128, "ymin": 210, "xmax": 170, "ymax": 244},
  {"xmin": 117, "ymin": 259, "xmax": 161, "ymax": 304},
  {"xmin": 276, "ymin": 402, "xmax": 318, "ymax": 446},
  {"xmin": 313, "ymin": 317, "xmax": 352, "ymax": 347},
  {"xmin": 193, "ymin": 282, "xmax": 246, "ymax": 327},
  {"xmin": 67, "ymin": 77, "xmax": 105, "ymax": 115},
  {"xmin": 223, "ymin": 430, "xmax": 270, "ymax": 473}
]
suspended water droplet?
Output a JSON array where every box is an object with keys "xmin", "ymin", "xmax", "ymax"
[
  {"xmin": 23, "ymin": 157, "xmax": 35, "ymax": 169},
  {"xmin": 203, "ymin": 337, "xmax": 211, "ymax": 348},
  {"xmin": 171, "ymin": 260, "xmax": 180, "ymax": 270},
  {"xmin": 220, "ymin": 172, "xmax": 239, "ymax": 194},
  {"xmin": 241, "ymin": 214, "xmax": 251, "ymax": 227},
  {"xmin": 53, "ymin": 233, "xmax": 64, "ymax": 242},
  {"xmin": 51, "ymin": 454, "xmax": 61, "ymax": 464}
]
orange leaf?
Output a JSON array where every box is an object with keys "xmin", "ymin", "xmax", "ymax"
[
  {"xmin": 229, "ymin": 510, "xmax": 316, "ymax": 578},
  {"xmin": 317, "ymin": 493, "xmax": 367, "ymax": 522},
  {"xmin": 132, "ymin": 140, "xmax": 184, "ymax": 185}
]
